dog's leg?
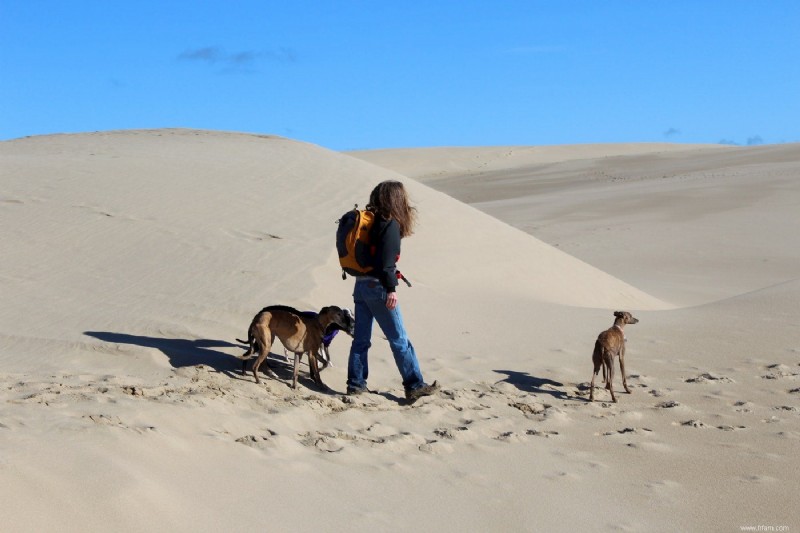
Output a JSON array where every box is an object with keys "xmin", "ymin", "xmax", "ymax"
[
  {"xmin": 240, "ymin": 335, "xmax": 255, "ymax": 375},
  {"xmin": 308, "ymin": 351, "xmax": 326, "ymax": 389},
  {"xmin": 605, "ymin": 353, "xmax": 617, "ymax": 403},
  {"xmin": 292, "ymin": 352, "xmax": 300, "ymax": 389},
  {"xmin": 319, "ymin": 345, "xmax": 331, "ymax": 370},
  {"xmin": 244, "ymin": 338, "xmax": 259, "ymax": 375},
  {"xmin": 589, "ymin": 342, "xmax": 605, "ymax": 402},
  {"xmin": 589, "ymin": 365, "xmax": 600, "ymax": 402},
  {"xmin": 252, "ymin": 335, "xmax": 277, "ymax": 384},
  {"xmin": 252, "ymin": 352, "xmax": 266, "ymax": 384},
  {"xmin": 619, "ymin": 346, "xmax": 631, "ymax": 394},
  {"xmin": 590, "ymin": 342, "xmax": 602, "ymax": 402}
]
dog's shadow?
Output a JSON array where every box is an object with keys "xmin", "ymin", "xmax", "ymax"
[
  {"xmin": 493, "ymin": 369, "xmax": 570, "ymax": 400},
  {"xmin": 84, "ymin": 331, "xmax": 244, "ymax": 376},
  {"xmin": 84, "ymin": 331, "xmax": 337, "ymax": 392}
]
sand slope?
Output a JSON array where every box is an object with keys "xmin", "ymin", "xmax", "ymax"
[
  {"xmin": 352, "ymin": 143, "xmax": 800, "ymax": 306},
  {"xmin": 2, "ymin": 130, "xmax": 798, "ymax": 532}
]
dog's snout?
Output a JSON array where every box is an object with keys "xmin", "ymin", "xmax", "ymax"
[
  {"xmin": 344, "ymin": 309, "xmax": 355, "ymax": 335},
  {"xmin": 336, "ymin": 309, "xmax": 355, "ymax": 336}
]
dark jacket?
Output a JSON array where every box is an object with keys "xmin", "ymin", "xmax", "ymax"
[{"xmin": 366, "ymin": 217, "xmax": 401, "ymax": 292}]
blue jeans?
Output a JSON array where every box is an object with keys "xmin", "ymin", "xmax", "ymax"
[{"xmin": 347, "ymin": 278, "xmax": 425, "ymax": 391}]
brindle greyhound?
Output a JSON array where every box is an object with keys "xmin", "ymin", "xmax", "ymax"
[
  {"xmin": 589, "ymin": 311, "xmax": 639, "ymax": 402},
  {"xmin": 237, "ymin": 305, "xmax": 354, "ymax": 390}
]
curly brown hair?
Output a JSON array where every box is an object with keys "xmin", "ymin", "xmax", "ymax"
[{"xmin": 368, "ymin": 180, "xmax": 417, "ymax": 238}]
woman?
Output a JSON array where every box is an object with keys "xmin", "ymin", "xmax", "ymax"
[{"xmin": 346, "ymin": 180, "xmax": 439, "ymax": 403}]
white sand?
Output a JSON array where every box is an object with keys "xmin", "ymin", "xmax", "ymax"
[{"xmin": 2, "ymin": 129, "xmax": 798, "ymax": 532}]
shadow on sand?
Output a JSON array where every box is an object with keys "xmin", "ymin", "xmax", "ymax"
[
  {"xmin": 84, "ymin": 331, "xmax": 246, "ymax": 374},
  {"xmin": 83, "ymin": 331, "xmax": 335, "ymax": 391},
  {"xmin": 493, "ymin": 369, "xmax": 570, "ymax": 400}
]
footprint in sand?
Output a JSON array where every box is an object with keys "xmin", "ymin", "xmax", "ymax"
[
  {"xmin": 86, "ymin": 414, "xmax": 124, "ymax": 426},
  {"xmin": 615, "ymin": 427, "xmax": 652, "ymax": 435},
  {"xmin": 716, "ymin": 424, "xmax": 747, "ymax": 431},
  {"xmin": 84, "ymin": 414, "xmax": 156, "ymax": 433},
  {"xmin": 494, "ymin": 431, "xmax": 527, "ymax": 443},
  {"xmin": 298, "ymin": 428, "xmax": 413, "ymax": 453},
  {"xmin": 433, "ymin": 426, "xmax": 470, "ymax": 440},
  {"xmin": 508, "ymin": 401, "xmax": 550, "ymax": 416},
  {"xmin": 298, "ymin": 431, "xmax": 346, "ymax": 453},
  {"xmin": 626, "ymin": 374, "xmax": 651, "ymax": 389},
  {"xmin": 235, "ymin": 431, "xmax": 278, "ymax": 449},
  {"xmin": 761, "ymin": 363, "xmax": 799, "ymax": 380},
  {"xmin": 525, "ymin": 429, "xmax": 559, "ymax": 438},
  {"xmin": 677, "ymin": 419, "xmax": 747, "ymax": 431},
  {"xmin": 738, "ymin": 474, "xmax": 777, "ymax": 484},
  {"xmin": 684, "ymin": 372, "xmax": 734, "ymax": 384},
  {"xmin": 679, "ymin": 419, "xmax": 708, "ymax": 428},
  {"xmin": 418, "ymin": 439, "xmax": 454, "ymax": 454},
  {"xmin": 645, "ymin": 480, "xmax": 683, "ymax": 505}
]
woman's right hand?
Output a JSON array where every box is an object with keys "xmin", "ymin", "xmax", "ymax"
[{"xmin": 385, "ymin": 291, "xmax": 398, "ymax": 310}]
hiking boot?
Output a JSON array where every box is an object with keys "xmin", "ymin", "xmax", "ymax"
[
  {"xmin": 346, "ymin": 386, "xmax": 368, "ymax": 396},
  {"xmin": 405, "ymin": 381, "xmax": 440, "ymax": 403}
]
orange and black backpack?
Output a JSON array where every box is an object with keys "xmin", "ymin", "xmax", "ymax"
[{"xmin": 336, "ymin": 205, "xmax": 377, "ymax": 279}]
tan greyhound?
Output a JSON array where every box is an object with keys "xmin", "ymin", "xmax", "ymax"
[
  {"xmin": 238, "ymin": 305, "xmax": 354, "ymax": 389},
  {"xmin": 589, "ymin": 311, "xmax": 639, "ymax": 402}
]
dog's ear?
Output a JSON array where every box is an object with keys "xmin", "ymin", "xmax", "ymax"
[
  {"xmin": 319, "ymin": 306, "xmax": 331, "ymax": 316},
  {"xmin": 613, "ymin": 311, "xmax": 624, "ymax": 318}
]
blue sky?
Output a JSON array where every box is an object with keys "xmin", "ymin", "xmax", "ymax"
[{"xmin": 2, "ymin": 1, "xmax": 799, "ymax": 150}]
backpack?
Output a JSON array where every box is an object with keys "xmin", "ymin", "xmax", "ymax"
[{"xmin": 336, "ymin": 206, "xmax": 377, "ymax": 279}]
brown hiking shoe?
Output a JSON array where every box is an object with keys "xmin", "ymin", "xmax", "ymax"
[{"xmin": 405, "ymin": 381, "xmax": 440, "ymax": 403}]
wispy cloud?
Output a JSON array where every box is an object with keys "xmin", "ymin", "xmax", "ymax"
[
  {"xmin": 177, "ymin": 46, "xmax": 296, "ymax": 72},
  {"xmin": 179, "ymin": 47, "xmax": 223, "ymax": 63}
]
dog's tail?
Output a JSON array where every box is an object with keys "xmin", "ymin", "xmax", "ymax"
[
  {"xmin": 592, "ymin": 340, "xmax": 607, "ymax": 380},
  {"xmin": 236, "ymin": 333, "xmax": 257, "ymax": 358}
]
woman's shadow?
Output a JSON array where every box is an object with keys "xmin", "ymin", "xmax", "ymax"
[{"xmin": 84, "ymin": 331, "xmax": 245, "ymax": 376}]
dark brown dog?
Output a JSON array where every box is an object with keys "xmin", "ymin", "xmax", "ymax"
[
  {"xmin": 589, "ymin": 311, "xmax": 639, "ymax": 402},
  {"xmin": 237, "ymin": 305, "xmax": 354, "ymax": 389}
]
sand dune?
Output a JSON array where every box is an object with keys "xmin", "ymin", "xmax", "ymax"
[
  {"xmin": 1, "ymin": 130, "xmax": 798, "ymax": 532},
  {"xmin": 353, "ymin": 142, "xmax": 800, "ymax": 306}
]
